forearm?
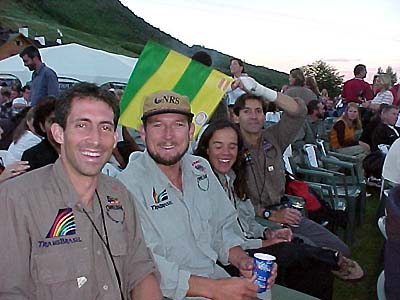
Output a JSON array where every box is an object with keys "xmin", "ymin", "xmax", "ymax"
[
  {"xmin": 228, "ymin": 245, "xmax": 251, "ymax": 269},
  {"xmin": 275, "ymin": 93, "xmax": 301, "ymax": 114},
  {"xmin": 131, "ymin": 273, "xmax": 162, "ymax": 300},
  {"xmin": 187, "ymin": 275, "xmax": 215, "ymax": 299}
]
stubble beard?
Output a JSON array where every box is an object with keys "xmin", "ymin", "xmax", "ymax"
[{"xmin": 147, "ymin": 144, "xmax": 189, "ymax": 166}]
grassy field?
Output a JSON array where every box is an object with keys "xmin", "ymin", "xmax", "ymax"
[{"xmin": 333, "ymin": 186, "xmax": 385, "ymax": 299}]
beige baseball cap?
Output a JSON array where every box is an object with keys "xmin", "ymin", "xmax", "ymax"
[{"xmin": 141, "ymin": 90, "xmax": 194, "ymax": 120}]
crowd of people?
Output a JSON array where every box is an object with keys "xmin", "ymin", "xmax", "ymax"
[{"xmin": 0, "ymin": 46, "xmax": 399, "ymax": 300}]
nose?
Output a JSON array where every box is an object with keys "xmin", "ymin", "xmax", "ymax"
[
  {"xmin": 163, "ymin": 125, "xmax": 173, "ymax": 140},
  {"xmin": 87, "ymin": 126, "xmax": 101, "ymax": 146},
  {"xmin": 249, "ymin": 110, "xmax": 258, "ymax": 119}
]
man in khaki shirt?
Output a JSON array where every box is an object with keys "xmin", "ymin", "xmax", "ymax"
[{"xmin": 0, "ymin": 83, "xmax": 162, "ymax": 300}]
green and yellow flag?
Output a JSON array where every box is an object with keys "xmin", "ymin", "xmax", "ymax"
[{"xmin": 119, "ymin": 41, "xmax": 233, "ymax": 136}]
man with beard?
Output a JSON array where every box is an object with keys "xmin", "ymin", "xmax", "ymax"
[
  {"xmin": 117, "ymin": 90, "xmax": 280, "ymax": 300},
  {"xmin": 0, "ymin": 83, "xmax": 161, "ymax": 300},
  {"xmin": 19, "ymin": 46, "xmax": 59, "ymax": 106},
  {"xmin": 292, "ymin": 100, "xmax": 327, "ymax": 159}
]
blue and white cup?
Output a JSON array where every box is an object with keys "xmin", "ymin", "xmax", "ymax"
[{"xmin": 253, "ymin": 253, "xmax": 276, "ymax": 293}]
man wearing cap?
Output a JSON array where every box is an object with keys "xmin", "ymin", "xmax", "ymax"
[{"xmin": 117, "ymin": 90, "xmax": 277, "ymax": 300}]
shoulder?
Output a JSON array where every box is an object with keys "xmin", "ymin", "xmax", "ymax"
[
  {"xmin": 117, "ymin": 151, "xmax": 150, "ymax": 185},
  {"xmin": 43, "ymin": 64, "xmax": 58, "ymax": 76},
  {"xmin": 0, "ymin": 164, "xmax": 54, "ymax": 198},
  {"xmin": 184, "ymin": 154, "xmax": 213, "ymax": 173}
]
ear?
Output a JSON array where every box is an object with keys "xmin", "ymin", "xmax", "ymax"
[
  {"xmin": 113, "ymin": 129, "xmax": 118, "ymax": 148},
  {"xmin": 51, "ymin": 123, "xmax": 64, "ymax": 144},
  {"xmin": 139, "ymin": 124, "xmax": 146, "ymax": 143},
  {"xmin": 189, "ymin": 123, "xmax": 195, "ymax": 141}
]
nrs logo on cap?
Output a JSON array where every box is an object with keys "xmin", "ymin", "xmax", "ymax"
[{"xmin": 141, "ymin": 90, "xmax": 194, "ymax": 120}]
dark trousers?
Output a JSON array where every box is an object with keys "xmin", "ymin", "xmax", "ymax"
[{"xmin": 222, "ymin": 239, "xmax": 336, "ymax": 300}]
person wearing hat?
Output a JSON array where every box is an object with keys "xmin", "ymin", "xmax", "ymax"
[{"xmin": 118, "ymin": 90, "xmax": 279, "ymax": 300}]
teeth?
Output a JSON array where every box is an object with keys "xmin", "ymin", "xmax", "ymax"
[
  {"xmin": 162, "ymin": 145, "xmax": 174, "ymax": 149},
  {"xmin": 219, "ymin": 159, "xmax": 230, "ymax": 163},
  {"xmin": 82, "ymin": 151, "xmax": 100, "ymax": 157}
]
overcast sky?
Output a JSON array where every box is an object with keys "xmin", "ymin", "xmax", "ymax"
[{"xmin": 120, "ymin": 0, "xmax": 400, "ymax": 82}]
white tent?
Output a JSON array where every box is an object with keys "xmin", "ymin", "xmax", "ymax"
[{"xmin": 0, "ymin": 43, "xmax": 138, "ymax": 86}]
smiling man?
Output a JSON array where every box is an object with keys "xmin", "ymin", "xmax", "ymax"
[
  {"xmin": 118, "ymin": 90, "xmax": 277, "ymax": 300},
  {"xmin": 0, "ymin": 83, "xmax": 161, "ymax": 300}
]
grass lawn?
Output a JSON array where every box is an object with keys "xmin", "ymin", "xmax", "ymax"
[{"xmin": 333, "ymin": 186, "xmax": 385, "ymax": 299}]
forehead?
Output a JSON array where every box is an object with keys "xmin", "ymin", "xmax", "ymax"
[
  {"xmin": 22, "ymin": 54, "xmax": 31, "ymax": 61},
  {"xmin": 146, "ymin": 113, "xmax": 188, "ymax": 123},
  {"xmin": 211, "ymin": 127, "xmax": 238, "ymax": 143},
  {"xmin": 244, "ymin": 99, "xmax": 263, "ymax": 109},
  {"xmin": 68, "ymin": 97, "xmax": 114, "ymax": 119}
]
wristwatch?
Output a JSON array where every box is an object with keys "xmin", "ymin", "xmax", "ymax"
[{"xmin": 263, "ymin": 209, "xmax": 271, "ymax": 220}]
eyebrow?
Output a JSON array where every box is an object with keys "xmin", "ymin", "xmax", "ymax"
[
  {"xmin": 73, "ymin": 118, "xmax": 114, "ymax": 126},
  {"xmin": 212, "ymin": 141, "xmax": 238, "ymax": 146}
]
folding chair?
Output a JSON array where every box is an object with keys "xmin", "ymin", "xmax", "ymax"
[
  {"xmin": 315, "ymin": 139, "xmax": 367, "ymax": 224},
  {"xmin": 301, "ymin": 144, "xmax": 363, "ymax": 244}
]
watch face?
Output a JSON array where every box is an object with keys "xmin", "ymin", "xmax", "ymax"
[{"xmin": 264, "ymin": 210, "xmax": 270, "ymax": 219}]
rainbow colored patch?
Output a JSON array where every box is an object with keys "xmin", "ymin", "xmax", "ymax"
[
  {"xmin": 152, "ymin": 188, "xmax": 168, "ymax": 204},
  {"xmin": 46, "ymin": 208, "xmax": 76, "ymax": 238}
]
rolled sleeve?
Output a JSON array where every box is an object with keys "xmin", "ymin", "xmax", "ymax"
[
  {"xmin": 153, "ymin": 254, "xmax": 191, "ymax": 300},
  {"xmin": 126, "ymin": 191, "xmax": 160, "ymax": 292}
]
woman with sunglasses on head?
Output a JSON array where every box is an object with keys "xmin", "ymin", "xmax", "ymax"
[{"xmin": 195, "ymin": 120, "xmax": 365, "ymax": 300}]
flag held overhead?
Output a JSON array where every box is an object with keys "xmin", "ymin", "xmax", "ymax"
[{"xmin": 119, "ymin": 41, "xmax": 233, "ymax": 136}]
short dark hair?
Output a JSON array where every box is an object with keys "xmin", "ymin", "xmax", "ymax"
[
  {"xmin": 230, "ymin": 57, "xmax": 245, "ymax": 73},
  {"xmin": 192, "ymin": 51, "xmax": 212, "ymax": 67},
  {"xmin": 55, "ymin": 82, "xmax": 119, "ymax": 130},
  {"xmin": 19, "ymin": 45, "xmax": 41, "ymax": 60},
  {"xmin": 353, "ymin": 64, "xmax": 366, "ymax": 76},
  {"xmin": 233, "ymin": 93, "xmax": 267, "ymax": 116},
  {"xmin": 307, "ymin": 99, "xmax": 321, "ymax": 115},
  {"xmin": 33, "ymin": 97, "xmax": 57, "ymax": 137}
]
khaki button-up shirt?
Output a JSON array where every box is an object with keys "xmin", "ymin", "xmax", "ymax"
[{"xmin": 0, "ymin": 159, "xmax": 158, "ymax": 300}]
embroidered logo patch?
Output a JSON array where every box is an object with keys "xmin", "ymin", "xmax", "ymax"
[
  {"xmin": 46, "ymin": 208, "xmax": 76, "ymax": 238},
  {"xmin": 152, "ymin": 188, "xmax": 168, "ymax": 204},
  {"xmin": 192, "ymin": 159, "xmax": 206, "ymax": 172},
  {"xmin": 106, "ymin": 196, "xmax": 122, "ymax": 210},
  {"xmin": 151, "ymin": 188, "xmax": 172, "ymax": 210}
]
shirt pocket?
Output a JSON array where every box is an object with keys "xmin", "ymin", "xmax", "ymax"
[
  {"xmin": 33, "ymin": 247, "xmax": 90, "ymax": 285},
  {"xmin": 33, "ymin": 247, "xmax": 91, "ymax": 300},
  {"xmin": 105, "ymin": 216, "xmax": 128, "ymax": 257}
]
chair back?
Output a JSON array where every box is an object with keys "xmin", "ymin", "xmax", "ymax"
[{"xmin": 303, "ymin": 144, "xmax": 320, "ymax": 168}]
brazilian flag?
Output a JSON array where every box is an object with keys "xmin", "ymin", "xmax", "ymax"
[{"xmin": 119, "ymin": 41, "xmax": 232, "ymax": 136}]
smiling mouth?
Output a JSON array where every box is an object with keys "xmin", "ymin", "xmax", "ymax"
[
  {"xmin": 219, "ymin": 159, "xmax": 231, "ymax": 163},
  {"xmin": 82, "ymin": 151, "xmax": 101, "ymax": 157},
  {"xmin": 161, "ymin": 145, "xmax": 175, "ymax": 150}
]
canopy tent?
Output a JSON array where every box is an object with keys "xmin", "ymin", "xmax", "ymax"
[{"xmin": 0, "ymin": 43, "xmax": 137, "ymax": 86}]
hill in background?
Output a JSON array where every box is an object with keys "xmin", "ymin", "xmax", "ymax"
[{"xmin": 0, "ymin": 0, "xmax": 288, "ymax": 88}]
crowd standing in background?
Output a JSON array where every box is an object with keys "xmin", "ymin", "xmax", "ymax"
[{"xmin": 0, "ymin": 45, "xmax": 399, "ymax": 300}]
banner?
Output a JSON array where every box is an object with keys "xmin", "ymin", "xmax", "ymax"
[{"xmin": 119, "ymin": 41, "xmax": 232, "ymax": 136}]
